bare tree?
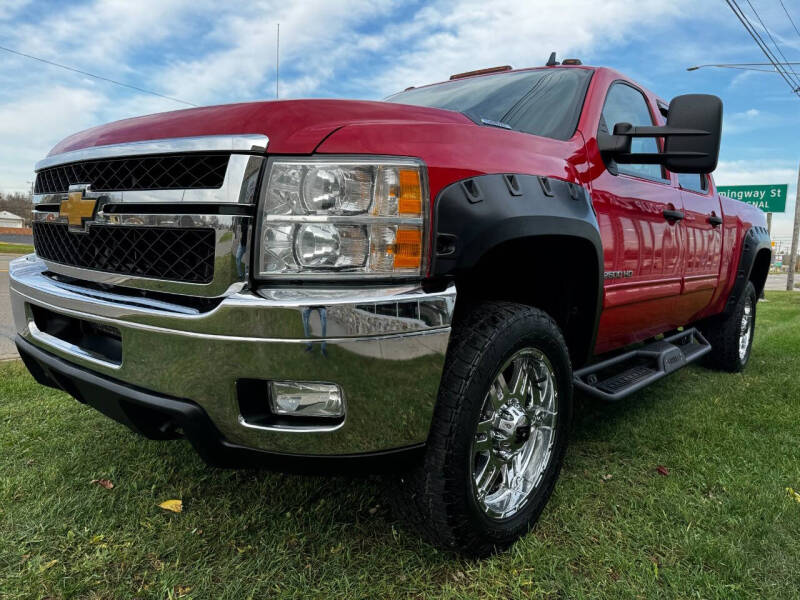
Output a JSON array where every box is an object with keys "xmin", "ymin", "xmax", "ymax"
[{"xmin": 0, "ymin": 191, "xmax": 33, "ymax": 227}]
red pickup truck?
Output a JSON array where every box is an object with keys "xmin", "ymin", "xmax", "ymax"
[{"xmin": 10, "ymin": 58, "xmax": 771, "ymax": 555}]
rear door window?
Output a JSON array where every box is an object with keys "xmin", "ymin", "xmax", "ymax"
[{"xmin": 678, "ymin": 173, "xmax": 708, "ymax": 194}]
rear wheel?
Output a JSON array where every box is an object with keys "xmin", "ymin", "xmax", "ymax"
[
  {"xmin": 699, "ymin": 281, "xmax": 757, "ymax": 372},
  {"xmin": 391, "ymin": 302, "xmax": 573, "ymax": 556}
]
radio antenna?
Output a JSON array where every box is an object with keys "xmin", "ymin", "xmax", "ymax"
[{"xmin": 276, "ymin": 23, "xmax": 280, "ymax": 99}]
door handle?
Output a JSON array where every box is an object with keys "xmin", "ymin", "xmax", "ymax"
[
  {"xmin": 662, "ymin": 209, "xmax": 685, "ymax": 222},
  {"xmin": 708, "ymin": 215, "xmax": 723, "ymax": 227}
]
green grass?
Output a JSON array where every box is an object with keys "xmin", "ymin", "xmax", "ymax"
[
  {"xmin": 0, "ymin": 242, "xmax": 34, "ymax": 254},
  {"xmin": 1, "ymin": 292, "xmax": 799, "ymax": 599}
]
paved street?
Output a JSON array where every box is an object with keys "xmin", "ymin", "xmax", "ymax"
[
  {"xmin": 765, "ymin": 273, "xmax": 799, "ymax": 292},
  {"xmin": 0, "ymin": 254, "xmax": 18, "ymax": 360},
  {"xmin": 0, "ymin": 233, "xmax": 33, "ymax": 245}
]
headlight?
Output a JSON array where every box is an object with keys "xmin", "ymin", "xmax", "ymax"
[{"xmin": 256, "ymin": 158, "xmax": 428, "ymax": 279}]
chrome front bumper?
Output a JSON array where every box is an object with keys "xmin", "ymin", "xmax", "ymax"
[{"xmin": 9, "ymin": 255, "xmax": 455, "ymax": 456}]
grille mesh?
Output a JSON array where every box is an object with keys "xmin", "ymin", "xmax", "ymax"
[
  {"xmin": 32, "ymin": 222, "xmax": 216, "ymax": 284},
  {"xmin": 34, "ymin": 154, "xmax": 229, "ymax": 195}
]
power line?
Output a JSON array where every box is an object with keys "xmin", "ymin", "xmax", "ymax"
[
  {"xmin": 778, "ymin": 0, "xmax": 800, "ymax": 40},
  {"xmin": 725, "ymin": 0, "xmax": 800, "ymax": 96},
  {"xmin": 745, "ymin": 0, "xmax": 800, "ymax": 87},
  {"xmin": 739, "ymin": 0, "xmax": 800, "ymax": 89},
  {"xmin": 726, "ymin": 0, "xmax": 798, "ymax": 91},
  {"xmin": 726, "ymin": 0, "xmax": 794, "ymax": 90},
  {"xmin": 0, "ymin": 44, "xmax": 198, "ymax": 107}
]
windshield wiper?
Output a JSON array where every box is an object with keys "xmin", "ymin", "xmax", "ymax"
[{"xmin": 480, "ymin": 117, "xmax": 512, "ymax": 130}]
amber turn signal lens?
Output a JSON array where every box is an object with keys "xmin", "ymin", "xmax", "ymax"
[
  {"xmin": 392, "ymin": 227, "xmax": 423, "ymax": 269},
  {"xmin": 398, "ymin": 169, "xmax": 422, "ymax": 215}
]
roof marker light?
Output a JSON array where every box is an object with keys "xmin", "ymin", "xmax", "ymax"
[{"xmin": 449, "ymin": 65, "xmax": 512, "ymax": 80}]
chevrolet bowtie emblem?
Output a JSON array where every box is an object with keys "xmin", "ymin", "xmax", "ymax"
[{"xmin": 60, "ymin": 185, "xmax": 98, "ymax": 231}]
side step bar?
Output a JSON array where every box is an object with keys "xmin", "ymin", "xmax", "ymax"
[{"xmin": 573, "ymin": 328, "xmax": 711, "ymax": 401}]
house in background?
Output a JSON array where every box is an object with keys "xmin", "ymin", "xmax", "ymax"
[{"xmin": 0, "ymin": 210, "xmax": 25, "ymax": 228}]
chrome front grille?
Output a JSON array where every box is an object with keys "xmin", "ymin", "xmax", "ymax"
[
  {"xmin": 34, "ymin": 154, "xmax": 230, "ymax": 194},
  {"xmin": 32, "ymin": 135, "xmax": 268, "ymax": 296},
  {"xmin": 32, "ymin": 222, "xmax": 216, "ymax": 283}
]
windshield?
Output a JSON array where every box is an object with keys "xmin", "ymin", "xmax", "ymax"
[{"xmin": 385, "ymin": 68, "xmax": 592, "ymax": 141}]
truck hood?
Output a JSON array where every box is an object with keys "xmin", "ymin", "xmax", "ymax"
[{"xmin": 48, "ymin": 99, "xmax": 473, "ymax": 156}]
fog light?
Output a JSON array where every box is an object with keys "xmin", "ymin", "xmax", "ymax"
[{"xmin": 269, "ymin": 381, "xmax": 344, "ymax": 418}]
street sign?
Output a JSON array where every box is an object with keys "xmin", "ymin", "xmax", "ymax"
[{"xmin": 716, "ymin": 184, "xmax": 788, "ymax": 213}]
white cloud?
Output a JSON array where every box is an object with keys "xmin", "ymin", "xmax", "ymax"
[
  {"xmin": 354, "ymin": 0, "xmax": 697, "ymax": 95},
  {"xmin": 0, "ymin": 84, "xmax": 104, "ymax": 190},
  {"xmin": 723, "ymin": 107, "xmax": 773, "ymax": 134},
  {"xmin": 0, "ymin": 0, "xmax": 201, "ymax": 71},
  {"xmin": 0, "ymin": 0, "xmax": 31, "ymax": 20}
]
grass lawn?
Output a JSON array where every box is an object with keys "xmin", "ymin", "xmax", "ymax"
[
  {"xmin": 0, "ymin": 242, "xmax": 34, "ymax": 254},
  {"xmin": 1, "ymin": 292, "xmax": 799, "ymax": 599}
]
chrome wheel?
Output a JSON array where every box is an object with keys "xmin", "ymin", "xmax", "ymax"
[
  {"xmin": 739, "ymin": 296, "xmax": 754, "ymax": 361},
  {"xmin": 471, "ymin": 348, "xmax": 558, "ymax": 520}
]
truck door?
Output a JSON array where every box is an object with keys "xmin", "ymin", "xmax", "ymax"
[
  {"xmin": 675, "ymin": 173, "xmax": 723, "ymax": 321},
  {"xmin": 590, "ymin": 81, "xmax": 686, "ymax": 353}
]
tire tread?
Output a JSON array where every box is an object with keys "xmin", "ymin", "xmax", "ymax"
[{"xmin": 390, "ymin": 301, "xmax": 572, "ymax": 555}]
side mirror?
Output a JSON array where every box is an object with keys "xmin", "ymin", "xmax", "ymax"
[
  {"xmin": 663, "ymin": 94, "xmax": 722, "ymax": 174},
  {"xmin": 598, "ymin": 94, "xmax": 723, "ymax": 174}
]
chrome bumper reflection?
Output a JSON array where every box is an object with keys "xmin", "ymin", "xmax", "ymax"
[{"xmin": 10, "ymin": 255, "xmax": 455, "ymax": 455}]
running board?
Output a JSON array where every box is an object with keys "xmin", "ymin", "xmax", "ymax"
[{"xmin": 573, "ymin": 328, "xmax": 711, "ymax": 401}]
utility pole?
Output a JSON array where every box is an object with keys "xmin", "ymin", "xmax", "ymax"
[
  {"xmin": 787, "ymin": 161, "xmax": 800, "ymax": 291},
  {"xmin": 766, "ymin": 212, "xmax": 773, "ymax": 237}
]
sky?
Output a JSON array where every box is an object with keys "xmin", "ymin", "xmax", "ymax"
[{"xmin": 0, "ymin": 0, "xmax": 798, "ymax": 240}]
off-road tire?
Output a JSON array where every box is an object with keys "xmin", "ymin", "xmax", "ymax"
[
  {"xmin": 390, "ymin": 301, "xmax": 573, "ymax": 556},
  {"xmin": 699, "ymin": 281, "xmax": 757, "ymax": 372}
]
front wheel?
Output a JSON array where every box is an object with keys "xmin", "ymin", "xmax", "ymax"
[
  {"xmin": 699, "ymin": 281, "xmax": 757, "ymax": 372},
  {"xmin": 391, "ymin": 302, "xmax": 573, "ymax": 556}
]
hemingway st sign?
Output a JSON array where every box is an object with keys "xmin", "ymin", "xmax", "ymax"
[{"xmin": 716, "ymin": 184, "xmax": 788, "ymax": 213}]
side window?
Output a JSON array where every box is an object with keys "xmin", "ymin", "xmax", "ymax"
[
  {"xmin": 678, "ymin": 173, "xmax": 708, "ymax": 194},
  {"xmin": 600, "ymin": 83, "xmax": 666, "ymax": 182}
]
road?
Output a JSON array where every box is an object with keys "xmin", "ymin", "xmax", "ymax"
[
  {"xmin": 0, "ymin": 233, "xmax": 33, "ymax": 245},
  {"xmin": 0, "ymin": 254, "xmax": 18, "ymax": 360},
  {"xmin": 764, "ymin": 273, "xmax": 799, "ymax": 292}
]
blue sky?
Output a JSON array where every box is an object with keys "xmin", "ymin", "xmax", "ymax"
[{"xmin": 0, "ymin": 0, "xmax": 798, "ymax": 238}]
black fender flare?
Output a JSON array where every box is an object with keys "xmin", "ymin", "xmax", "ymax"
[
  {"xmin": 430, "ymin": 173, "xmax": 604, "ymax": 363},
  {"xmin": 723, "ymin": 224, "xmax": 772, "ymax": 314}
]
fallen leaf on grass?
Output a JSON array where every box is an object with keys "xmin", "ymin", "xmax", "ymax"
[
  {"xmin": 91, "ymin": 479, "xmax": 114, "ymax": 490},
  {"xmin": 656, "ymin": 466, "xmax": 670, "ymax": 477},
  {"xmin": 158, "ymin": 499, "xmax": 183, "ymax": 513},
  {"xmin": 602, "ymin": 474, "xmax": 613, "ymax": 481},
  {"xmin": 175, "ymin": 585, "xmax": 192, "ymax": 597},
  {"xmin": 39, "ymin": 559, "xmax": 58, "ymax": 573},
  {"xmin": 787, "ymin": 487, "xmax": 800, "ymax": 503}
]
